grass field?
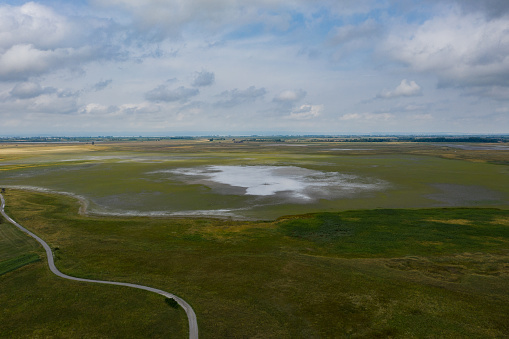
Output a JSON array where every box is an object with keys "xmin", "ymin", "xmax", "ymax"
[
  {"xmin": 1, "ymin": 189, "xmax": 508, "ymax": 338},
  {"xmin": 1, "ymin": 140, "xmax": 508, "ymax": 337},
  {"xmin": 0, "ymin": 196, "xmax": 187, "ymax": 338},
  {"xmin": 1, "ymin": 140, "xmax": 508, "ymax": 219},
  {"xmin": 0, "ymin": 253, "xmax": 40, "ymax": 276},
  {"xmin": 0, "ymin": 213, "xmax": 40, "ymax": 262}
]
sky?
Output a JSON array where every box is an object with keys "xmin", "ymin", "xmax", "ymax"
[{"xmin": 0, "ymin": 0, "xmax": 508, "ymax": 136}]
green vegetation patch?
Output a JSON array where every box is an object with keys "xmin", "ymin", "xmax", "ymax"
[
  {"xmin": 279, "ymin": 209, "xmax": 509, "ymax": 257},
  {"xmin": 279, "ymin": 213, "xmax": 354, "ymax": 242},
  {"xmin": 0, "ymin": 253, "xmax": 40, "ymax": 276},
  {"xmin": 165, "ymin": 297, "xmax": 180, "ymax": 309},
  {"xmin": 1, "ymin": 141, "xmax": 508, "ymax": 220},
  {"xmin": 0, "ymin": 263, "xmax": 187, "ymax": 338},
  {"xmin": 0, "ymin": 214, "xmax": 41, "ymax": 261},
  {"xmin": 2, "ymin": 189, "xmax": 509, "ymax": 338}
]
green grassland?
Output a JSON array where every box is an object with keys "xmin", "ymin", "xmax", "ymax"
[
  {"xmin": 1, "ymin": 189, "xmax": 508, "ymax": 338},
  {"xmin": 1, "ymin": 140, "xmax": 508, "ymax": 337},
  {"xmin": 0, "ymin": 140, "xmax": 508, "ymax": 219},
  {"xmin": 0, "ymin": 253, "xmax": 40, "ymax": 276},
  {"xmin": 0, "ymin": 197, "xmax": 187, "ymax": 338},
  {"xmin": 0, "ymin": 213, "xmax": 40, "ymax": 262}
]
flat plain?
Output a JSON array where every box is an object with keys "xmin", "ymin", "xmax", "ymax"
[
  {"xmin": 1, "ymin": 139, "xmax": 508, "ymax": 338},
  {"xmin": 1, "ymin": 140, "xmax": 508, "ymax": 219}
]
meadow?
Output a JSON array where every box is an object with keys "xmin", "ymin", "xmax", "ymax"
[
  {"xmin": 0, "ymin": 139, "xmax": 508, "ymax": 219},
  {"xmin": 1, "ymin": 139, "xmax": 508, "ymax": 337}
]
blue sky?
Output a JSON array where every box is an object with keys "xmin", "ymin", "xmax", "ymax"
[{"xmin": 0, "ymin": 0, "xmax": 508, "ymax": 136}]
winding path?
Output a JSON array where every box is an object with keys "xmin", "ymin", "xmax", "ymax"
[{"xmin": 0, "ymin": 193, "xmax": 198, "ymax": 339}]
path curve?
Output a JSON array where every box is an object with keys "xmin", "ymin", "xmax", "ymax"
[{"xmin": 0, "ymin": 193, "xmax": 198, "ymax": 339}]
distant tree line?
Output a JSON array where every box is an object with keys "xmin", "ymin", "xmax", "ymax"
[{"xmin": 0, "ymin": 135, "xmax": 507, "ymax": 143}]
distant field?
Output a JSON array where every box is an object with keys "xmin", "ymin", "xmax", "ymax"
[
  {"xmin": 0, "ymin": 140, "xmax": 508, "ymax": 219},
  {"xmin": 1, "ymin": 190, "xmax": 508, "ymax": 338}
]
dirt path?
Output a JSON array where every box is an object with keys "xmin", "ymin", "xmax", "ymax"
[{"xmin": 0, "ymin": 193, "xmax": 198, "ymax": 339}]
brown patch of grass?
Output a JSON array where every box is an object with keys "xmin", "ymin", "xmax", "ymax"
[
  {"xmin": 187, "ymin": 221, "xmax": 276, "ymax": 241},
  {"xmin": 490, "ymin": 216, "xmax": 509, "ymax": 226},
  {"xmin": 426, "ymin": 218, "xmax": 473, "ymax": 225}
]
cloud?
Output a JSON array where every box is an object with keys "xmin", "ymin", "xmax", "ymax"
[
  {"xmin": 327, "ymin": 18, "xmax": 385, "ymax": 62},
  {"xmin": 272, "ymin": 89, "xmax": 309, "ymax": 117},
  {"xmin": 91, "ymin": 0, "xmax": 313, "ymax": 38},
  {"xmin": 273, "ymin": 89, "xmax": 306, "ymax": 103},
  {"xmin": 79, "ymin": 103, "xmax": 114, "ymax": 116},
  {"xmin": 287, "ymin": 104, "xmax": 322, "ymax": 120},
  {"xmin": 0, "ymin": 44, "xmax": 97, "ymax": 81},
  {"xmin": 384, "ymin": 11, "xmax": 509, "ymax": 88},
  {"xmin": 1, "ymin": 0, "xmax": 507, "ymax": 135},
  {"xmin": 451, "ymin": 0, "xmax": 509, "ymax": 18},
  {"xmin": 79, "ymin": 102, "xmax": 161, "ymax": 116},
  {"xmin": 177, "ymin": 101, "xmax": 206, "ymax": 115},
  {"xmin": 0, "ymin": 3, "xmax": 123, "ymax": 81},
  {"xmin": 411, "ymin": 113, "xmax": 433, "ymax": 121},
  {"xmin": 0, "ymin": 2, "xmax": 72, "ymax": 50},
  {"xmin": 340, "ymin": 113, "xmax": 395, "ymax": 121},
  {"xmin": 377, "ymin": 79, "xmax": 422, "ymax": 99},
  {"xmin": 330, "ymin": 18, "xmax": 381, "ymax": 45},
  {"xmin": 192, "ymin": 71, "xmax": 215, "ymax": 87},
  {"xmin": 21, "ymin": 94, "xmax": 77, "ymax": 114},
  {"xmin": 462, "ymin": 86, "xmax": 509, "ymax": 101},
  {"xmin": 10, "ymin": 82, "xmax": 55, "ymax": 99},
  {"xmin": 92, "ymin": 79, "xmax": 113, "ymax": 92},
  {"xmin": 145, "ymin": 85, "xmax": 199, "ymax": 102},
  {"xmin": 214, "ymin": 86, "xmax": 266, "ymax": 108}
]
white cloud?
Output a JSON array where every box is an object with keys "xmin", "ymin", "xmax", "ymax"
[
  {"xmin": 214, "ymin": 86, "xmax": 266, "ymax": 108},
  {"xmin": 80, "ymin": 103, "xmax": 112, "ymax": 115},
  {"xmin": 192, "ymin": 71, "xmax": 215, "ymax": 87},
  {"xmin": 411, "ymin": 113, "xmax": 433, "ymax": 120},
  {"xmin": 0, "ymin": 43, "xmax": 98, "ymax": 81},
  {"xmin": 0, "ymin": 3, "xmax": 122, "ymax": 81},
  {"xmin": 377, "ymin": 79, "xmax": 422, "ymax": 99},
  {"xmin": 287, "ymin": 104, "xmax": 322, "ymax": 120},
  {"xmin": 0, "ymin": 2, "xmax": 72, "ymax": 50},
  {"xmin": 340, "ymin": 113, "xmax": 395, "ymax": 121},
  {"xmin": 92, "ymin": 0, "xmax": 289, "ymax": 38},
  {"xmin": 339, "ymin": 113, "xmax": 361, "ymax": 121},
  {"xmin": 273, "ymin": 89, "xmax": 306, "ymax": 103},
  {"xmin": 403, "ymin": 104, "xmax": 427, "ymax": 111},
  {"xmin": 330, "ymin": 18, "xmax": 381, "ymax": 45},
  {"xmin": 27, "ymin": 94, "xmax": 77, "ymax": 114},
  {"xmin": 145, "ymin": 85, "xmax": 199, "ymax": 102},
  {"xmin": 10, "ymin": 82, "xmax": 55, "ymax": 99},
  {"xmin": 384, "ymin": 10, "xmax": 509, "ymax": 87},
  {"xmin": 92, "ymin": 79, "xmax": 113, "ymax": 92},
  {"xmin": 463, "ymin": 86, "xmax": 509, "ymax": 101},
  {"xmin": 79, "ymin": 102, "xmax": 161, "ymax": 117}
]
